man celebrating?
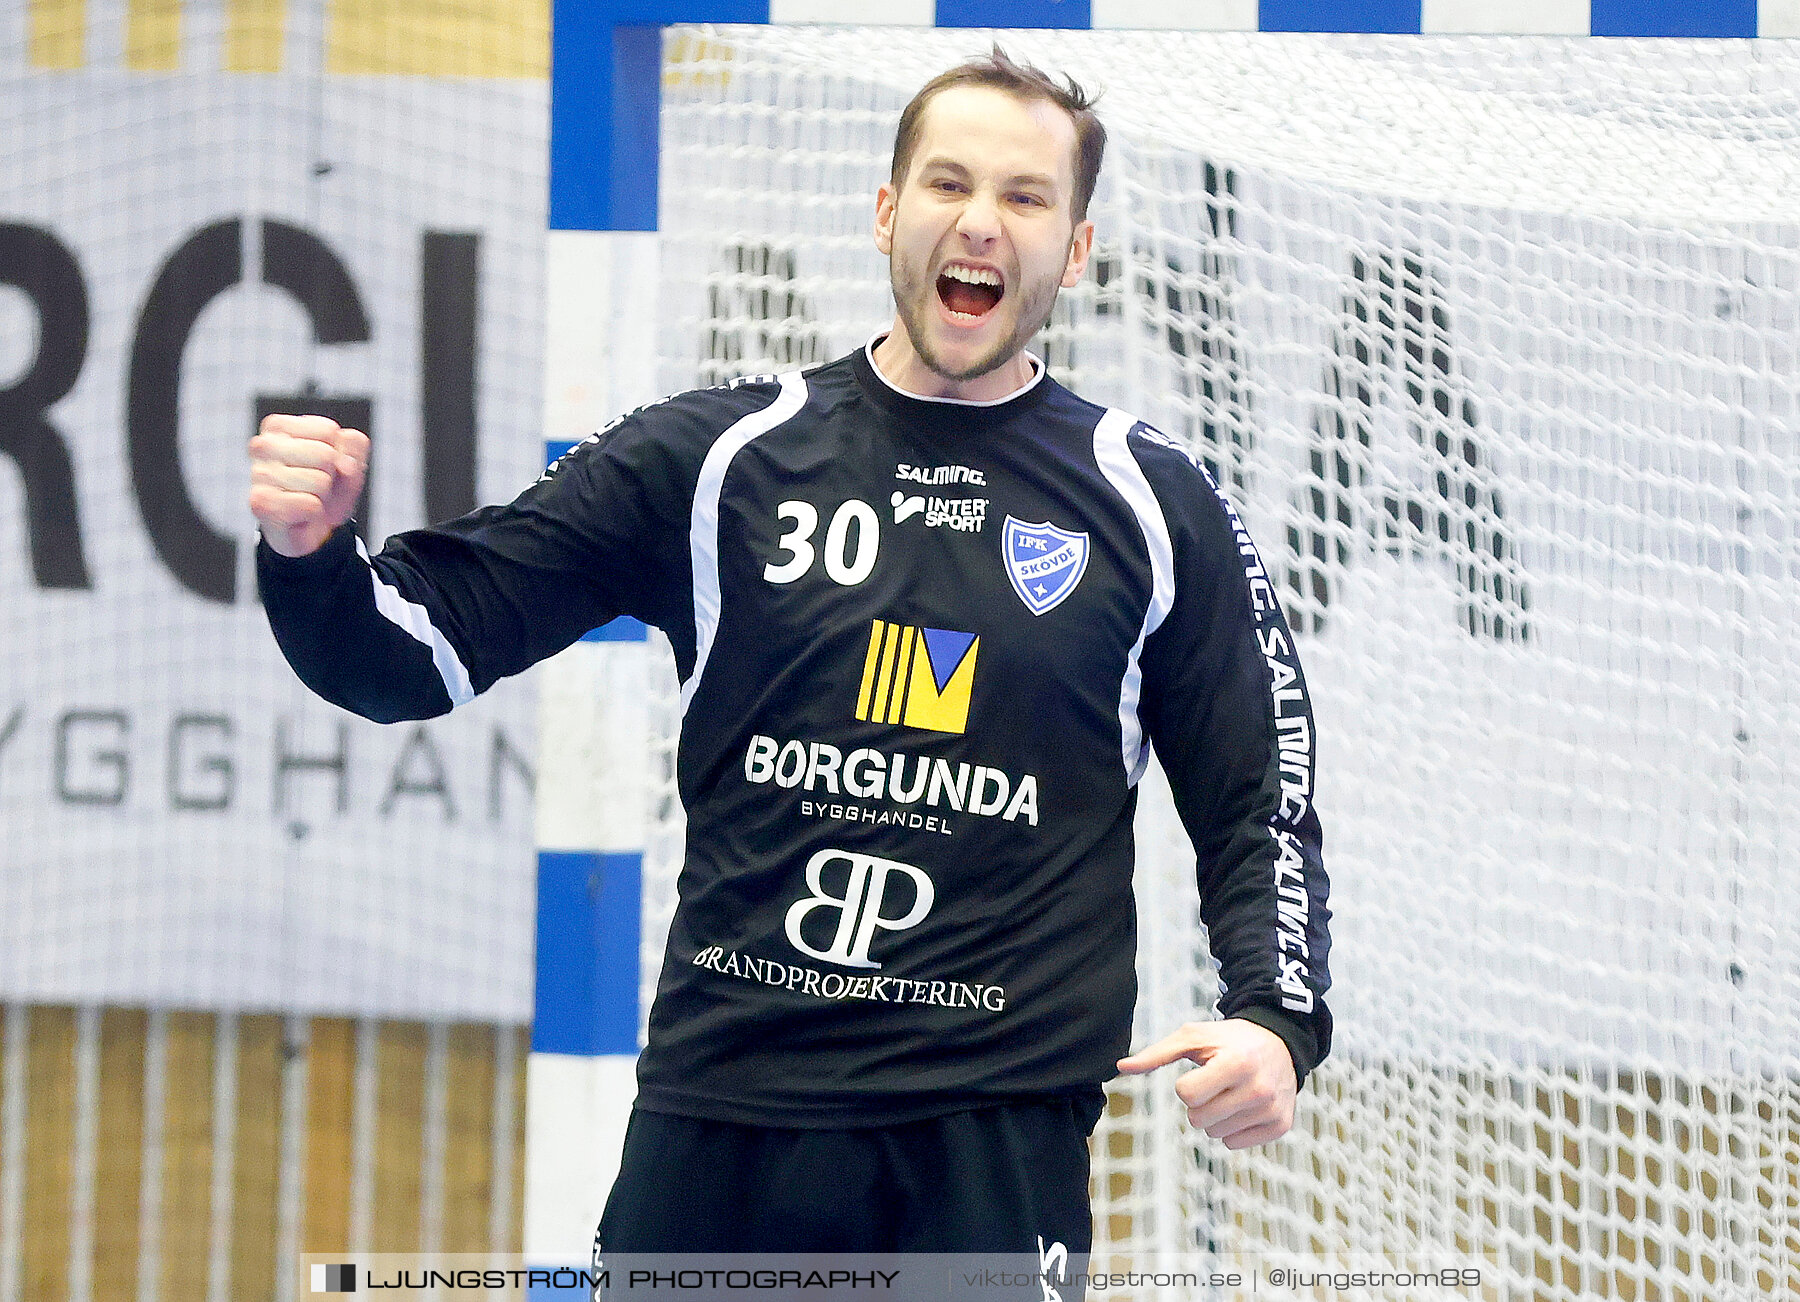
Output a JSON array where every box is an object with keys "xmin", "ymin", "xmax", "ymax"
[{"xmin": 252, "ymin": 49, "xmax": 1331, "ymax": 1254}]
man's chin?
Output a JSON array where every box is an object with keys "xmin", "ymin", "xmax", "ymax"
[
  {"xmin": 916, "ymin": 327, "xmax": 1016, "ymax": 383},
  {"xmin": 923, "ymin": 354, "xmax": 1006, "ymax": 384}
]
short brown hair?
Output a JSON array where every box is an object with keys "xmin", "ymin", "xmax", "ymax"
[{"xmin": 890, "ymin": 45, "xmax": 1106, "ymax": 223}]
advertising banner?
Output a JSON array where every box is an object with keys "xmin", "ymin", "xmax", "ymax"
[{"xmin": 1, "ymin": 21, "xmax": 548, "ymax": 1022}]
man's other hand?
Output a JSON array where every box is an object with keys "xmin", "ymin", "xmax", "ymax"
[
  {"xmin": 1115, "ymin": 1018, "xmax": 1297, "ymax": 1149},
  {"xmin": 248, "ymin": 413, "xmax": 369, "ymax": 558}
]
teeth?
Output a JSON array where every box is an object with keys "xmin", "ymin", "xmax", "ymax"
[{"xmin": 943, "ymin": 265, "xmax": 1001, "ymax": 288}]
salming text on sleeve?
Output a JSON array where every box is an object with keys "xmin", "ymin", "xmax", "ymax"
[{"xmin": 1130, "ymin": 434, "xmax": 1334, "ymax": 1085}]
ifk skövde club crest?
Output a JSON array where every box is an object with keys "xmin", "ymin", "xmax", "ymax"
[{"xmin": 1002, "ymin": 516, "xmax": 1090, "ymax": 616}]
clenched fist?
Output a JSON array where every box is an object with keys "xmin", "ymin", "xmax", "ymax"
[{"xmin": 248, "ymin": 414, "xmax": 369, "ymax": 558}]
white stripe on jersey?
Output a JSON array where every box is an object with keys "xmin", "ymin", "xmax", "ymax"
[
  {"xmin": 683, "ymin": 371, "xmax": 811, "ymax": 715},
  {"xmin": 356, "ymin": 535, "xmax": 475, "ymax": 708},
  {"xmin": 1093, "ymin": 409, "xmax": 1176, "ymax": 786}
]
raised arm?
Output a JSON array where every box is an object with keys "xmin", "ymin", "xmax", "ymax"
[{"xmin": 247, "ymin": 395, "xmax": 732, "ymax": 724}]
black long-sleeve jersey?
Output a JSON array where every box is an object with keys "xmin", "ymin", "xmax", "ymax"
[{"xmin": 259, "ymin": 342, "xmax": 1333, "ymax": 1127}]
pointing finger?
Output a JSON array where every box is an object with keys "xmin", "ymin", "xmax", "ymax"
[
  {"xmin": 1116, "ymin": 1024, "xmax": 1221, "ymax": 1075},
  {"xmin": 1115, "ymin": 1037, "xmax": 1185, "ymax": 1075}
]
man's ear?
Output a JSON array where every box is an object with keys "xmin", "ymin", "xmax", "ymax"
[
  {"xmin": 874, "ymin": 181, "xmax": 897, "ymax": 256},
  {"xmin": 1061, "ymin": 219, "xmax": 1095, "ymax": 289}
]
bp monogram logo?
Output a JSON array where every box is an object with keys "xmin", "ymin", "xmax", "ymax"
[{"xmin": 783, "ymin": 849, "xmax": 934, "ymax": 969}]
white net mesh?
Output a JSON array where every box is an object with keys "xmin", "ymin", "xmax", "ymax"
[{"xmin": 647, "ymin": 25, "xmax": 1800, "ymax": 1298}]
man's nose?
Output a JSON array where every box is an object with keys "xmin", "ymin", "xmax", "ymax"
[{"xmin": 956, "ymin": 190, "xmax": 1001, "ymax": 246}]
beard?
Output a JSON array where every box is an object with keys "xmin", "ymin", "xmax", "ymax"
[{"xmin": 889, "ymin": 241, "xmax": 1063, "ymax": 383}]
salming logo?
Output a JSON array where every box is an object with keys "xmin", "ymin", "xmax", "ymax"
[
  {"xmin": 1272, "ymin": 829, "xmax": 1313, "ymax": 1013},
  {"xmin": 1219, "ymin": 484, "xmax": 1318, "ymax": 1016},
  {"xmin": 897, "ymin": 462, "xmax": 986, "ymax": 487},
  {"xmin": 856, "ymin": 620, "xmax": 978, "ymax": 735}
]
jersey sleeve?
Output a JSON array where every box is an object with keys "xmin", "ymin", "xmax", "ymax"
[
  {"xmin": 1132, "ymin": 435, "xmax": 1334, "ymax": 1087},
  {"xmin": 256, "ymin": 384, "xmax": 771, "ymax": 723}
]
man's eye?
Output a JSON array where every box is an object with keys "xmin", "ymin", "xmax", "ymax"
[
  {"xmin": 933, "ymin": 180, "xmax": 966, "ymax": 194},
  {"xmin": 1012, "ymin": 193, "xmax": 1047, "ymax": 207}
]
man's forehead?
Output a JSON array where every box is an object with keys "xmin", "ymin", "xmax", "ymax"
[{"xmin": 912, "ymin": 85, "xmax": 1078, "ymax": 184}]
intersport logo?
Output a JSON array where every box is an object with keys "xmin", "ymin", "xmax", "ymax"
[{"xmin": 784, "ymin": 849, "xmax": 934, "ymax": 969}]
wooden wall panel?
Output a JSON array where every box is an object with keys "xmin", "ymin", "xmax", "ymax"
[
  {"xmin": 92, "ymin": 1008, "xmax": 147, "ymax": 1302},
  {"xmin": 23, "ymin": 1005, "xmax": 76, "ymax": 1302},
  {"xmin": 509, "ymin": 1025, "xmax": 528, "ymax": 1253},
  {"xmin": 159, "ymin": 1011, "xmax": 215, "ymax": 1302},
  {"xmin": 2, "ymin": 1006, "xmax": 526, "ymax": 1299},
  {"xmin": 303, "ymin": 1018, "xmax": 356, "ymax": 1254},
  {"xmin": 229, "ymin": 1014, "xmax": 284, "ymax": 1302},
  {"xmin": 372, "ymin": 1022, "xmax": 426, "ymax": 1252},
  {"xmin": 442, "ymin": 1023, "xmax": 498, "ymax": 1252}
]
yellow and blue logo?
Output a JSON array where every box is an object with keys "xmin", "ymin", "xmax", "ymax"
[{"xmin": 855, "ymin": 620, "xmax": 979, "ymax": 735}]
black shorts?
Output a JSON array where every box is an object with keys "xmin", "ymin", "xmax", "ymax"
[{"xmin": 594, "ymin": 1094, "xmax": 1103, "ymax": 1253}]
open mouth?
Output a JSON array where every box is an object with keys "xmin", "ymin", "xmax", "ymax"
[{"xmin": 936, "ymin": 264, "xmax": 1004, "ymax": 321}]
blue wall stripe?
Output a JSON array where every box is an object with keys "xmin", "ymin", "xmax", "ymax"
[
  {"xmin": 533, "ymin": 850, "xmax": 644, "ymax": 1056},
  {"xmin": 549, "ymin": 2, "xmax": 607, "ymax": 232},
  {"xmin": 551, "ymin": 0, "xmax": 770, "ymax": 232},
  {"xmin": 935, "ymin": 0, "xmax": 1092, "ymax": 27},
  {"xmin": 1591, "ymin": 0, "xmax": 1756, "ymax": 35},
  {"xmin": 1261, "ymin": 0, "xmax": 1422, "ymax": 33},
  {"xmin": 610, "ymin": 25, "xmax": 664, "ymax": 232}
]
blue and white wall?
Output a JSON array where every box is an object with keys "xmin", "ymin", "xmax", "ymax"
[
  {"xmin": 524, "ymin": 228, "xmax": 661, "ymax": 1262},
  {"xmin": 526, "ymin": 0, "xmax": 1800, "ymax": 1267}
]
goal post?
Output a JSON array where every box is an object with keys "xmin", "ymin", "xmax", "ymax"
[{"xmin": 532, "ymin": 10, "xmax": 1800, "ymax": 1296}]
